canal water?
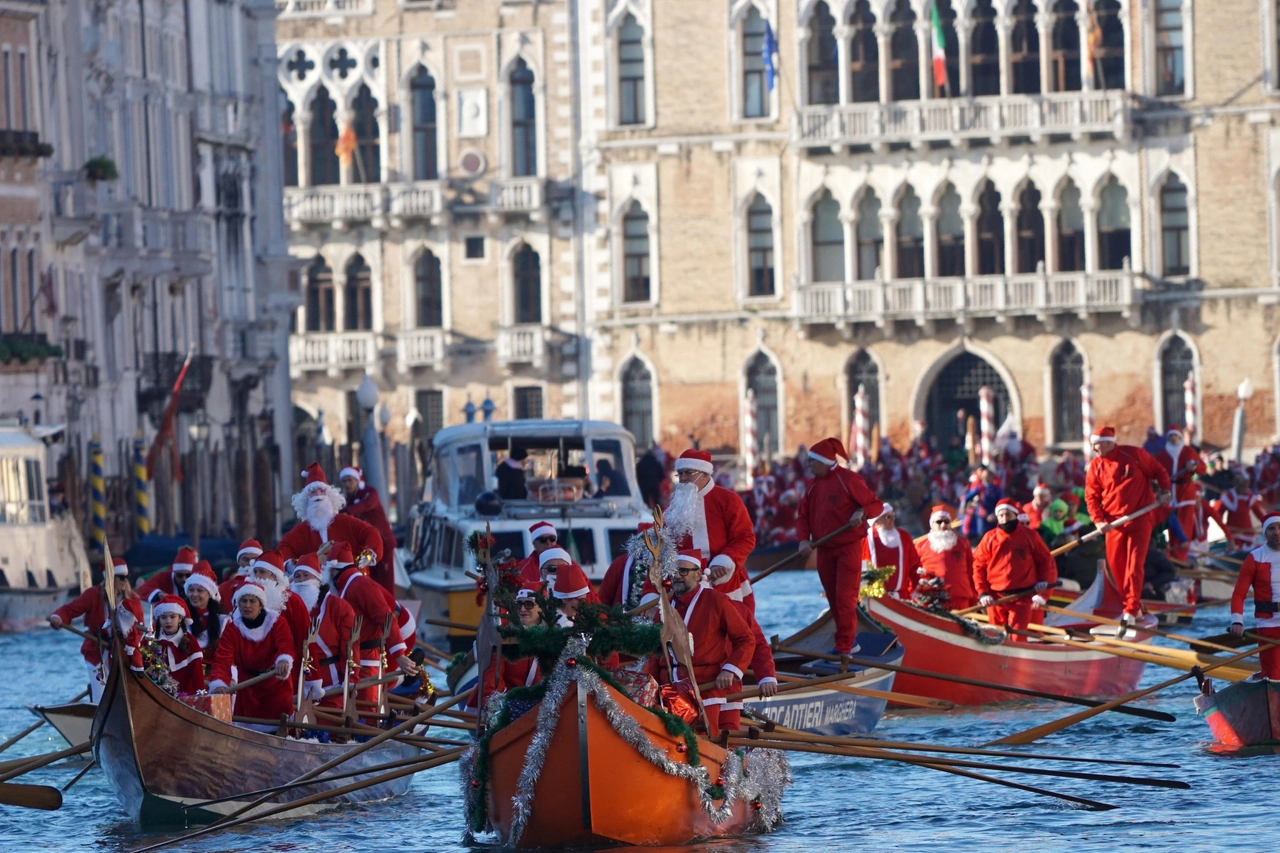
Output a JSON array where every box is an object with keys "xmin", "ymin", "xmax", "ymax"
[{"xmin": 0, "ymin": 570, "xmax": 1268, "ymax": 852}]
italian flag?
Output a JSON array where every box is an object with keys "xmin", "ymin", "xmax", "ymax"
[{"xmin": 930, "ymin": 3, "xmax": 948, "ymax": 93}]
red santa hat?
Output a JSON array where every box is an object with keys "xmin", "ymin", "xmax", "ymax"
[
  {"xmin": 301, "ymin": 462, "xmax": 328, "ymax": 493},
  {"xmin": 110, "ymin": 557, "xmax": 130, "ymax": 577},
  {"xmin": 637, "ymin": 522, "xmax": 654, "ymax": 533},
  {"xmin": 1033, "ymin": 481, "xmax": 1051, "ymax": 496},
  {"xmin": 538, "ymin": 548, "xmax": 572, "ymax": 569},
  {"xmin": 1262, "ymin": 512, "xmax": 1280, "ymax": 535},
  {"xmin": 676, "ymin": 549, "xmax": 705, "ymax": 570},
  {"xmin": 552, "ymin": 562, "xmax": 592, "ymax": 599},
  {"xmin": 1166, "ymin": 427, "xmax": 1183, "ymax": 438},
  {"xmin": 117, "ymin": 596, "xmax": 143, "ymax": 632},
  {"xmin": 153, "ymin": 594, "xmax": 191, "ymax": 621},
  {"xmin": 237, "ymin": 539, "xmax": 264, "ymax": 560},
  {"xmin": 994, "ymin": 498, "xmax": 1020, "ymax": 514},
  {"xmin": 674, "ymin": 449, "xmax": 714, "ymax": 475},
  {"xmin": 807, "ymin": 437, "xmax": 848, "ymax": 466},
  {"xmin": 529, "ymin": 521, "xmax": 557, "ymax": 541},
  {"xmin": 252, "ymin": 550, "xmax": 288, "ymax": 585},
  {"xmin": 292, "ymin": 553, "xmax": 323, "ymax": 582},
  {"xmin": 326, "ymin": 541, "xmax": 355, "ymax": 569},
  {"xmin": 171, "ymin": 546, "xmax": 197, "ymax": 574},
  {"xmin": 338, "ymin": 465, "xmax": 364, "ymax": 487},
  {"xmin": 233, "ymin": 581, "xmax": 270, "ymax": 607},
  {"xmin": 184, "ymin": 561, "xmax": 221, "ymax": 601},
  {"xmin": 1090, "ymin": 426, "xmax": 1117, "ymax": 443},
  {"xmin": 929, "ymin": 505, "xmax": 952, "ymax": 524}
]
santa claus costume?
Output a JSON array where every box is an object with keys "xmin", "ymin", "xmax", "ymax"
[
  {"xmin": 338, "ymin": 465, "xmax": 398, "ymax": 595},
  {"xmin": 1212, "ymin": 484, "xmax": 1266, "ymax": 550},
  {"xmin": 598, "ymin": 523, "xmax": 658, "ymax": 609},
  {"xmin": 277, "ymin": 464, "xmax": 384, "ymax": 567},
  {"xmin": 1084, "ymin": 426, "xmax": 1171, "ymax": 627},
  {"xmin": 51, "ymin": 558, "xmax": 142, "ymax": 701},
  {"xmin": 1022, "ymin": 483, "xmax": 1053, "ymax": 530},
  {"xmin": 136, "ymin": 545, "xmax": 197, "ymax": 604},
  {"xmin": 152, "ymin": 595, "xmax": 207, "ymax": 695},
  {"xmin": 328, "ymin": 542, "xmax": 408, "ymax": 711},
  {"xmin": 1154, "ymin": 429, "xmax": 1204, "ymax": 560},
  {"xmin": 668, "ymin": 450, "xmax": 757, "ymax": 609},
  {"xmin": 252, "ymin": 549, "xmax": 312, "ymax": 693},
  {"xmin": 209, "ymin": 582, "xmax": 297, "ymax": 721},
  {"xmin": 538, "ymin": 548, "xmax": 601, "ymax": 606},
  {"xmin": 219, "ymin": 539, "xmax": 262, "ymax": 605},
  {"xmin": 861, "ymin": 509, "xmax": 922, "ymax": 602},
  {"xmin": 972, "ymin": 499, "xmax": 1058, "ymax": 637},
  {"xmin": 655, "ymin": 551, "xmax": 754, "ymax": 737},
  {"xmin": 292, "ymin": 554, "xmax": 357, "ymax": 710},
  {"xmin": 518, "ymin": 521, "xmax": 559, "ymax": 588},
  {"xmin": 1230, "ymin": 514, "xmax": 1280, "ymax": 678},
  {"xmin": 1055, "ymin": 450, "xmax": 1086, "ymax": 488},
  {"xmin": 184, "ymin": 562, "xmax": 229, "ymax": 656},
  {"xmin": 917, "ymin": 506, "xmax": 978, "ymax": 611}
]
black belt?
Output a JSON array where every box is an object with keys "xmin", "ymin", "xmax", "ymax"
[
  {"xmin": 317, "ymin": 655, "xmax": 341, "ymax": 666},
  {"xmin": 359, "ymin": 639, "xmax": 382, "ymax": 650},
  {"xmin": 1257, "ymin": 602, "xmax": 1279, "ymax": 614},
  {"xmin": 243, "ymin": 668, "xmax": 269, "ymax": 677}
]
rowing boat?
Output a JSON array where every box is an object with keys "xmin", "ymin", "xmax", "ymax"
[
  {"xmin": 1194, "ymin": 677, "xmax": 1280, "ymax": 747},
  {"xmin": 865, "ymin": 595, "xmax": 1147, "ymax": 705},
  {"xmin": 29, "ymin": 700, "xmax": 96, "ymax": 748},
  {"xmin": 92, "ymin": 660, "xmax": 421, "ymax": 824}
]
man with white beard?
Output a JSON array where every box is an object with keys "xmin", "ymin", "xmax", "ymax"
[
  {"xmin": 291, "ymin": 553, "xmax": 356, "ymax": 711},
  {"xmin": 860, "ymin": 506, "xmax": 922, "ymax": 599},
  {"xmin": 278, "ymin": 463, "xmax": 384, "ymax": 569},
  {"xmin": 251, "ymin": 549, "xmax": 312, "ymax": 696},
  {"xmin": 916, "ymin": 506, "xmax": 978, "ymax": 611},
  {"xmin": 1154, "ymin": 428, "xmax": 1204, "ymax": 560}
]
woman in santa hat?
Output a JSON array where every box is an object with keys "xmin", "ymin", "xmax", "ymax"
[
  {"xmin": 251, "ymin": 549, "xmax": 312, "ymax": 691},
  {"xmin": 184, "ymin": 561, "xmax": 229, "ymax": 656},
  {"xmin": 209, "ymin": 582, "xmax": 297, "ymax": 723},
  {"xmin": 136, "ymin": 546, "xmax": 198, "ymax": 604},
  {"xmin": 219, "ymin": 539, "xmax": 263, "ymax": 605},
  {"xmin": 152, "ymin": 595, "xmax": 207, "ymax": 695}
]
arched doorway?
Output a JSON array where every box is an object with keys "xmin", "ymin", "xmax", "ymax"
[{"xmin": 924, "ymin": 352, "xmax": 1012, "ymax": 445}]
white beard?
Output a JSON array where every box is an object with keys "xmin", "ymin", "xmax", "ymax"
[
  {"xmin": 664, "ymin": 482, "xmax": 700, "ymax": 544},
  {"xmin": 291, "ymin": 580, "xmax": 320, "ymax": 612},
  {"xmin": 928, "ymin": 529, "xmax": 958, "ymax": 552},
  {"xmin": 876, "ymin": 526, "xmax": 901, "ymax": 549},
  {"xmin": 292, "ymin": 485, "xmax": 345, "ymax": 533}
]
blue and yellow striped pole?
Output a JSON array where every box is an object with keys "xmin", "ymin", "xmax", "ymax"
[
  {"xmin": 133, "ymin": 430, "xmax": 150, "ymax": 537},
  {"xmin": 89, "ymin": 434, "xmax": 106, "ymax": 558}
]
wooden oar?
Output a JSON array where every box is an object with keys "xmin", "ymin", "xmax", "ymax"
[
  {"xmin": 998, "ymin": 625, "xmax": 1256, "ymax": 681},
  {"xmin": 0, "ymin": 782, "xmax": 62, "ymax": 811},
  {"xmin": 769, "ymin": 672, "xmax": 954, "ymax": 710},
  {"xmin": 726, "ymin": 667, "xmax": 906, "ymax": 702},
  {"xmin": 60, "ymin": 759, "xmax": 96, "ymax": 792},
  {"xmin": 221, "ymin": 670, "xmax": 279, "ymax": 695},
  {"xmin": 988, "ymin": 643, "xmax": 1267, "ymax": 746},
  {"xmin": 0, "ymin": 741, "xmax": 92, "ymax": 784},
  {"xmin": 1040, "ymin": 604, "xmax": 1250, "ymax": 657},
  {"xmin": 953, "ymin": 583, "xmax": 1059, "ymax": 617},
  {"xmin": 772, "ymin": 644, "xmax": 1175, "ymax": 721},
  {"xmin": 749, "ymin": 518, "xmax": 861, "ymax": 585},
  {"xmin": 0, "ymin": 688, "xmax": 90, "ymax": 756},
  {"xmin": 321, "ymin": 670, "xmax": 405, "ymax": 698},
  {"xmin": 421, "ymin": 617, "xmax": 478, "ymax": 634},
  {"xmin": 1050, "ymin": 501, "xmax": 1161, "ymax": 557}
]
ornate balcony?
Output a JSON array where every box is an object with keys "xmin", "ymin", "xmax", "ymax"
[
  {"xmin": 792, "ymin": 269, "xmax": 1140, "ymax": 331},
  {"xmin": 274, "ymin": 0, "xmax": 371, "ymax": 17},
  {"xmin": 792, "ymin": 91, "xmax": 1129, "ymax": 150},
  {"xmin": 496, "ymin": 324, "xmax": 546, "ymax": 369},
  {"xmin": 288, "ymin": 331, "xmax": 379, "ymax": 378},
  {"xmin": 487, "ymin": 178, "xmax": 544, "ymax": 219},
  {"xmin": 284, "ymin": 186, "xmax": 385, "ymax": 230},
  {"xmin": 388, "ymin": 181, "xmax": 445, "ymax": 226},
  {"xmin": 395, "ymin": 327, "xmax": 446, "ymax": 373}
]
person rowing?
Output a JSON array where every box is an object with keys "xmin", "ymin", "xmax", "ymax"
[
  {"xmin": 208, "ymin": 581, "xmax": 296, "ymax": 727},
  {"xmin": 973, "ymin": 499, "xmax": 1057, "ymax": 640},
  {"xmin": 1229, "ymin": 513, "xmax": 1280, "ymax": 678}
]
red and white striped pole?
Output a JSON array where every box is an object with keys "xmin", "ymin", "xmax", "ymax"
[
  {"xmin": 743, "ymin": 389, "xmax": 759, "ymax": 488},
  {"xmin": 1081, "ymin": 382, "xmax": 1095, "ymax": 459},
  {"xmin": 853, "ymin": 384, "xmax": 870, "ymax": 469},
  {"xmin": 1183, "ymin": 372, "xmax": 1197, "ymax": 445},
  {"xmin": 979, "ymin": 385, "xmax": 995, "ymax": 467}
]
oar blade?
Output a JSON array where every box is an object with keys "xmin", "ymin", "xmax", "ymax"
[{"xmin": 0, "ymin": 782, "xmax": 63, "ymax": 811}]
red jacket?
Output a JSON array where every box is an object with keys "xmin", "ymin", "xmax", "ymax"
[
  {"xmin": 156, "ymin": 632, "xmax": 206, "ymax": 695},
  {"xmin": 1213, "ymin": 490, "xmax": 1265, "ymax": 537},
  {"xmin": 218, "ymin": 574, "xmax": 247, "ymax": 608},
  {"xmin": 598, "ymin": 554, "xmax": 656, "ymax": 609},
  {"xmin": 280, "ymin": 591, "xmax": 314, "ymax": 689},
  {"xmin": 334, "ymin": 566, "xmax": 407, "ymax": 663},
  {"xmin": 1022, "ymin": 500, "xmax": 1050, "ymax": 530},
  {"xmin": 1085, "ymin": 445, "xmax": 1170, "ymax": 524},
  {"xmin": 860, "ymin": 527, "xmax": 921, "ymax": 597},
  {"xmin": 518, "ymin": 553, "xmax": 542, "ymax": 589},
  {"xmin": 796, "ymin": 467, "xmax": 884, "ymax": 550},
  {"xmin": 658, "ymin": 585, "xmax": 753, "ymax": 686},
  {"xmin": 136, "ymin": 570, "xmax": 181, "ymax": 604},
  {"xmin": 303, "ymin": 592, "xmax": 357, "ymax": 694},
  {"xmin": 917, "ymin": 536, "xmax": 976, "ymax": 604},
  {"xmin": 277, "ymin": 514, "xmax": 384, "ymax": 563},
  {"xmin": 53, "ymin": 587, "xmax": 141, "ymax": 666},
  {"xmin": 972, "ymin": 525, "xmax": 1057, "ymax": 596},
  {"xmin": 342, "ymin": 486, "xmax": 397, "ymax": 562},
  {"xmin": 1154, "ymin": 444, "xmax": 1203, "ymax": 503},
  {"xmin": 208, "ymin": 610, "xmax": 296, "ymax": 720},
  {"xmin": 678, "ymin": 483, "xmax": 756, "ymax": 604},
  {"xmin": 1231, "ymin": 545, "xmax": 1280, "ymax": 627}
]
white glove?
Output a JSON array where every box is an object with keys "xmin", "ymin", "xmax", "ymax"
[
  {"xmin": 887, "ymin": 591, "xmax": 900, "ymax": 600},
  {"xmin": 978, "ymin": 595, "xmax": 995, "ymax": 607},
  {"xmin": 1031, "ymin": 594, "xmax": 1048, "ymax": 607},
  {"xmin": 305, "ymin": 682, "xmax": 325, "ymax": 702}
]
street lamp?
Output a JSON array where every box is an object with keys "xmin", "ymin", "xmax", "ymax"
[
  {"xmin": 186, "ymin": 410, "xmax": 210, "ymax": 550},
  {"xmin": 355, "ymin": 374, "xmax": 388, "ymax": 499},
  {"xmin": 1232, "ymin": 378, "xmax": 1254, "ymax": 464}
]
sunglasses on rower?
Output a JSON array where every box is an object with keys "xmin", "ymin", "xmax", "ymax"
[
  {"xmin": 534, "ymin": 535, "xmax": 557, "ymax": 545},
  {"xmin": 675, "ymin": 565, "xmax": 702, "ymax": 577},
  {"xmin": 515, "ymin": 600, "xmax": 538, "ymax": 611}
]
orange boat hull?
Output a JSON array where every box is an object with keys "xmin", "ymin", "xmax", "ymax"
[{"xmin": 487, "ymin": 680, "xmax": 753, "ymax": 848}]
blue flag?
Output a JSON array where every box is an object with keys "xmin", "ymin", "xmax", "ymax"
[{"xmin": 762, "ymin": 20, "xmax": 778, "ymax": 91}]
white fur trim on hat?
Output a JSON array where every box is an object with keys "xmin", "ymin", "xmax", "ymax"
[
  {"xmin": 1090, "ymin": 433, "xmax": 1116, "ymax": 442},
  {"xmin": 674, "ymin": 457, "xmax": 714, "ymax": 475},
  {"xmin": 929, "ymin": 508, "xmax": 952, "ymax": 524},
  {"xmin": 253, "ymin": 558, "xmax": 287, "ymax": 581},
  {"xmin": 233, "ymin": 582, "xmax": 269, "ymax": 607},
  {"xmin": 807, "ymin": 450, "xmax": 835, "ymax": 466},
  {"xmin": 153, "ymin": 601, "xmax": 188, "ymax": 620},
  {"xmin": 529, "ymin": 522, "xmax": 557, "ymax": 540},
  {"xmin": 237, "ymin": 545, "xmax": 263, "ymax": 559},
  {"xmin": 184, "ymin": 573, "xmax": 221, "ymax": 602},
  {"xmin": 871, "ymin": 505, "xmax": 894, "ymax": 522},
  {"xmin": 539, "ymin": 548, "xmax": 572, "ymax": 568},
  {"xmin": 339, "ymin": 466, "xmax": 361, "ymax": 482},
  {"xmin": 1033, "ymin": 483, "xmax": 1051, "ymax": 495},
  {"xmin": 552, "ymin": 583, "xmax": 590, "ymax": 600},
  {"xmin": 1263, "ymin": 515, "xmax": 1280, "ymax": 533},
  {"xmin": 171, "ymin": 562, "xmax": 194, "ymax": 573},
  {"xmin": 112, "ymin": 562, "xmax": 130, "ymax": 577},
  {"xmin": 291, "ymin": 563, "xmax": 323, "ymax": 582}
]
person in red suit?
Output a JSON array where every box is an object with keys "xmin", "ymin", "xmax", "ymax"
[
  {"xmin": 1055, "ymin": 450, "xmax": 1086, "ymax": 488},
  {"xmin": 49, "ymin": 557, "xmax": 140, "ymax": 702},
  {"xmin": 339, "ymin": 465, "xmax": 398, "ymax": 595},
  {"xmin": 1085, "ymin": 425, "xmax": 1172, "ymax": 631},
  {"xmin": 184, "ymin": 561, "xmax": 228, "ymax": 657},
  {"xmin": 291, "ymin": 554, "xmax": 356, "ymax": 710},
  {"xmin": 599, "ymin": 523, "xmax": 658, "ymax": 609},
  {"xmin": 278, "ymin": 463, "xmax": 384, "ymax": 567},
  {"xmin": 152, "ymin": 595, "xmax": 206, "ymax": 695},
  {"xmin": 209, "ymin": 581, "xmax": 296, "ymax": 723},
  {"xmin": 654, "ymin": 550, "xmax": 753, "ymax": 738},
  {"xmin": 1022, "ymin": 483, "xmax": 1053, "ymax": 530},
  {"xmin": 1230, "ymin": 514, "xmax": 1280, "ymax": 677},
  {"xmin": 861, "ymin": 505, "xmax": 922, "ymax": 601},
  {"xmin": 518, "ymin": 521, "xmax": 562, "ymax": 588},
  {"xmin": 475, "ymin": 588, "xmax": 546, "ymax": 710},
  {"xmin": 326, "ymin": 541, "xmax": 417, "ymax": 713},
  {"xmin": 250, "ymin": 549, "xmax": 312, "ymax": 695},
  {"xmin": 136, "ymin": 545, "xmax": 197, "ymax": 604},
  {"xmin": 1212, "ymin": 473, "xmax": 1267, "ymax": 550},
  {"xmin": 219, "ymin": 539, "xmax": 263, "ymax": 606},
  {"xmin": 917, "ymin": 506, "xmax": 978, "ymax": 611},
  {"xmin": 538, "ymin": 548, "xmax": 601, "ymax": 612},
  {"xmin": 972, "ymin": 499, "xmax": 1057, "ymax": 638},
  {"xmin": 1154, "ymin": 429, "xmax": 1204, "ymax": 560},
  {"xmin": 666, "ymin": 449, "xmax": 757, "ymax": 609},
  {"xmin": 795, "ymin": 437, "xmax": 884, "ymax": 656}
]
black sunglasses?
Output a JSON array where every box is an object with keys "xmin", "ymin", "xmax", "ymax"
[
  {"xmin": 515, "ymin": 600, "xmax": 537, "ymax": 611},
  {"xmin": 675, "ymin": 566, "xmax": 701, "ymax": 576},
  {"xmin": 534, "ymin": 536, "xmax": 557, "ymax": 545}
]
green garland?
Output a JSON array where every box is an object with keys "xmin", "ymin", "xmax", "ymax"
[{"xmin": 495, "ymin": 589, "xmax": 663, "ymax": 667}]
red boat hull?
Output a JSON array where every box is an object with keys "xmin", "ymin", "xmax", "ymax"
[
  {"xmin": 866, "ymin": 596, "xmax": 1147, "ymax": 705},
  {"xmin": 1194, "ymin": 680, "xmax": 1280, "ymax": 747}
]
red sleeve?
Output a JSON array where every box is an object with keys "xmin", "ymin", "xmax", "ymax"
[
  {"xmin": 357, "ymin": 580, "xmax": 405, "ymax": 655},
  {"xmin": 1084, "ymin": 462, "xmax": 1107, "ymax": 525},
  {"xmin": 900, "ymin": 531, "xmax": 922, "ymax": 596},
  {"xmin": 53, "ymin": 587, "xmax": 97, "ymax": 623},
  {"xmin": 843, "ymin": 469, "xmax": 885, "ymax": 522},
  {"xmin": 208, "ymin": 628, "xmax": 238, "ymax": 688},
  {"xmin": 135, "ymin": 572, "xmax": 168, "ymax": 603},
  {"xmin": 971, "ymin": 536, "xmax": 992, "ymax": 597},
  {"xmin": 795, "ymin": 488, "xmax": 813, "ymax": 543},
  {"xmin": 270, "ymin": 616, "xmax": 296, "ymax": 674},
  {"xmin": 718, "ymin": 595, "xmax": 754, "ymax": 677},
  {"xmin": 1253, "ymin": 496, "xmax": 1267, "ymax": 523},
  {"xmin": 1138, "ymin": 447, "xmax": 1171, "ymax": 491},
  {"xmin": 1205, "ymin": 499, "xmax": 1226, "ymax": 532},
  {"xmin": 598, "ymin": 556, "xmax": 626, "ymax": 607},
  {"xmin": 718, "ymin": 491, "xmax": 756, "ymax": 569},
  {"xmin": 276, "ymin": 525, "xmax": 312, "ymax": 561},
  {"xmin": 341, "ymin": 516, "xmax": 385, "ymax": 563},
  {"xmin": 1231, "ymin": 556, "xmax": 1257, "ymax": 621}
]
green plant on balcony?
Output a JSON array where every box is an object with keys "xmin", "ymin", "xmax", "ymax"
[
  {"xmin": 0, "ymin": 335, "xmax": 63, "ymax": 365},
  {"xmin": 84, "ymin": 156, "xmax": 119, "ymax": 183},
  {"xmin": 0, "ymin": 135, "xmax": 53, "ymax": 158}
]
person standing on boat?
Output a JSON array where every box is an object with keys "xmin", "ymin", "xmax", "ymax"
[
  {"xmin": 339, "ymin": 465, "xmax": 398, "ymax": 595},
  {"xmin": 496, "ymin": 447, "xmax": 529, "ymax": 500},
  {"xmin": 1211, "ymin": 472, "xmax": 1267, "ymax": 550},
  {"xmin": 796, "ymin": 439, "xmax": 884, "ymax": 656},
  {"xmin": 292, "ymin": 554, "xmax": 356, "ymax": 710},
  {"xmin": 1085, "ymin": 426, "xmax": 1172, "ymax": 632},
  {"xmin": 657, "ymin": 550, "xmax": 754, "ymax": 738},
  {"xmin": 49, "ymin": 557, "xmax": 141, "ymax": 702},
  {"xmin": 600, "ymin": 523, "xmax": 659, "ymax": 609},
  {"xmin": 219, "ymin": 539, "xmax": 262, "ymax": 606},
  {"xmin": 518, "ymin": 521, "xmax": 562, "ymax": 587},
  {"xmin": 251, "ymin": 549, "xmax": 313, "ymax": 694},
  {"xmin": 1154, "ymin": 429, "xmax": 1204, "ymax": 561},
  {"xmin": 184, "ymin": 561, "xmax": 227, "ymax": 657},
  {"xmin": 278, "ymin": 463, "xmax": 384, "ymax": 569},
  {"xmin": 973, "ymin": 500, "xmax": 1057, "ymax": 638},
  {"xmin": 861, "ymin": 506, "xmax": 922, "ymax": 602},
  {"xmin": 1022, "ymin": 483, "xmax": 1053, "ymax": 531},
  {"xmin": 135, "ymin": 545, "xmax": 197, "ymax": 605},
  {"xmin": 1230, "ymin": 514, "xmax": 1280, "ymax": 678},
  {"xmin": 152, "ymin": 595, "xmax": 207, "ymax": 695},
  {"xmin": 209, "ymin": 582, "xmax": 296, "ymax": 722},
  {"xmin": 917, "ymin": 506, "xmax": 978, "ymax": 611}
]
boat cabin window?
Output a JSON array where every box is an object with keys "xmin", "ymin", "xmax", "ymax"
[
  {"xmin": 490, "ymin": 436, "xmax": 630, "ymax": 504},
  {"xmin": 26, "ymin": 570, "xmax": 38, "ymax": 588},
  {"xmin": 555, "ymin": 528, "xmax": 597, "ymax": 566},
  {"xmin": 0, "ymin": 570, "xmax": 7, "ymax": 588},
  {"xmin": 454, "ymin": 444, "xmax": 485, "ymax": 507},
  {"xmin": 45, "ymin": 570, "xmax": 57, "ymax": 588},
  {"xmin": 438, "ymin": 525, "xmax": 463, "ymax": 567},
  {"xmin": 490, "ymin": 530, "xmax": 526, "ymax": 561},
  {"xmin": 588, "ymin": 439, "xmax": 630, "ymax": 497},
  {"xmin": 25, "ymin": 460, "xmax": 45, "ymax": 523},
  {"xmin": 0, "ymin": 458, "xmax": 35, "ymax": 524},
  {"xmin": 607, "ymin": 528, "xmax": 634, "ymax": 560}
]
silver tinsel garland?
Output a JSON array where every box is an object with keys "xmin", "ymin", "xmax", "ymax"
[{"xmin": 469, "ymin": 636, "xmax": 790, "ymax": 846}]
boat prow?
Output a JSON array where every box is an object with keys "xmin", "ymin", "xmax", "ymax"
[
  {"xmin": 29, "ymin": 701, "xmax": 96, "ymax": 748},
  {"xmin": 1194, "ymin": 678, "xmax": 1280, "ymax": 748}
]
